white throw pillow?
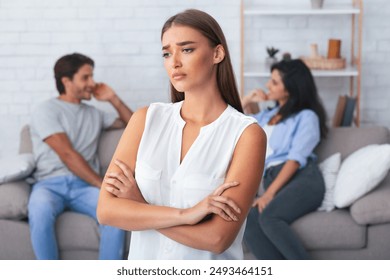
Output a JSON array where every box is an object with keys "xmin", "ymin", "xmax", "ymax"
[
  {"xmin": 317, "ymin": 153, "xmax": 341, "ymax": 212},
  {"xmin": 0, "ymin": 153, "xmax": 35, "ymax": 184},
  {"xmin": 333, "ymin": 144, "xmax": 390, "ymax": 208}
]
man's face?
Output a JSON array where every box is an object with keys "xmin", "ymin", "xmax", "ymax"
[{"xmin": 65, "ymin": 64, "xmax": 95, "ymax": 101}]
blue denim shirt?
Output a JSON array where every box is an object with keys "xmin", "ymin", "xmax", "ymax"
[{"xmin": 253, "ymin": 107, "xmax": 320, "ymax": 169}]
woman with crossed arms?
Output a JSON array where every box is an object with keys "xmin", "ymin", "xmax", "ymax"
[{"xmin": 97, "ymin": 9, "xmax": 266, "ymax": 260}]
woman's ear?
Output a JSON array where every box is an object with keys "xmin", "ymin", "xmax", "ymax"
[{"xmin": 213, "ymin": 44, "xmax": 225, "ymax": 64}]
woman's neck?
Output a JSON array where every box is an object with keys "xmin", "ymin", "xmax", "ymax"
[{"xmin": 180, "ymin": 90, "xmax": 227, "ymax": 126}]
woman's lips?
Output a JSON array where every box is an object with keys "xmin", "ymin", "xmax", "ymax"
[{"xmin": 172, "ymin": 73, "xmax": 186, "ymax": 80}]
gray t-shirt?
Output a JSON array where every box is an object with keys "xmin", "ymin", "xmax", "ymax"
[{"xmin": 30, "ymin": 98, "xmax": 116, "ymax": 182}]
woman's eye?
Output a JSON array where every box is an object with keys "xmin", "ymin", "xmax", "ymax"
[
  {"xmin": 183, "ymin": 48, "xmax": 194, "ymax": 53},
  {"xmin": 162, "ymin": 52, "xmax": 171, "ymax": 58}
]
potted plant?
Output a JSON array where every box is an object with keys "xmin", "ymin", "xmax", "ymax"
[
  {"xmin": 265, "ymin": 46, "xmax": 279, "ymax": 67},
  {"xmin": 311, "ymin": 0, "xmax": 324, "ymax": 9}
]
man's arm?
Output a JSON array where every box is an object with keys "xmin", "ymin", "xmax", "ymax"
[
  {"xmin": 93, "ymin": 83, "xmax": 133, "ymax": 129},
  {"xmin": 44, "ymin": 133, "xmax": 102, "ymax": 187}
]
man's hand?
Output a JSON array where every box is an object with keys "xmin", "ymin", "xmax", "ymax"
[{"xmin": 92, "ymin": 83, "xmax": 116, "ymax": 102}]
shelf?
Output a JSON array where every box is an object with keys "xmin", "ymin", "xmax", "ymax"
[
  {"xmin": 244, "ymin": 5, "xmax": 360, "ymax": 15},
  {"xmin": 241, "ymin": 0, "xmax": 363, "ymax": 125},
  {"xmin": 244, "ymin": 64, "xmax": 359, "ymax": 78}
]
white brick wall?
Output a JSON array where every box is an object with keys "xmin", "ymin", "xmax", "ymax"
[
  {"xmin": 0, "ymin": 0, "xmax": 241, "ymax": 157},
  {"xmin": 0, "ymin": 0, "xmax": 389, "ymax": 157}
]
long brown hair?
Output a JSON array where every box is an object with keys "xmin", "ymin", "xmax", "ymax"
[{"xmin": 161, "ymin": 9, "xmax": 243, "ymax": 113}]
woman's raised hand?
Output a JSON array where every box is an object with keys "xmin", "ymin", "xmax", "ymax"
[
  {"xmin": 182, "ymin": 182, "xmax": 241, "ymax": 225},
  {"xmin": 241, "ymin": 88, "xmax": 268, "ymax": 111},
  {"xmin": 247, "ymin": 88, "xmax": 268, "ymax": 103}
]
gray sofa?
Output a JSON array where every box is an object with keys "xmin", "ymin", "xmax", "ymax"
[
  {"xmin": 0, "ymin": 126, "xmax": 130, "ymax": 259},
  {"xmin": 0, "ymin": 126, "xmax": 389, "ymax": 259}
]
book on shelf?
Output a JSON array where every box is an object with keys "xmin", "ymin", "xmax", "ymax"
[
  {"xmin": 332, "ymin": 95, "xmax": 356, "ymax": 127},
  {"xmin": 333, "ymin": 95, "xmax": 347, "ymax": 127},
  {"xmin": 341, "ymin": 96, "xmax": 356, "ymax": 127}
]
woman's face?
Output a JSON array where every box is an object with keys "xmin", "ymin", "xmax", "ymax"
[
  {"xmin": 266, "ymin": 69, "xmax": 289, "ymax": 106},
  {"xmin": 161, "ymin": 25, "xmax": 221, "ymax": 93}
]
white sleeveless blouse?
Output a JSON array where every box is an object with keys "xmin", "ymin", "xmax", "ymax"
[{"xmin": 129, "ymin": 101, "xmax": 257, "ymax": 260}]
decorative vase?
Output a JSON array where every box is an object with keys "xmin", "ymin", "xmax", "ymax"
[
  {"xmin": 311, "ymin": 0, "xmax": 324, "ymax": 9},
  {"xmin": 265, "ymin": 57, "xmax": 278, "ymax": 69}
]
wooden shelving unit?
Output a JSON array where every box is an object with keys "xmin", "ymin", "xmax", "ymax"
[{"xmin": 240, "ymin": 0, "xmax": 363, "ymax": 126}]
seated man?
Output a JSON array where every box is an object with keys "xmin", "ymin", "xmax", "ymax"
[{"xmin": 28, "ymin": 53, "xmax": 133, "ymax": 259}]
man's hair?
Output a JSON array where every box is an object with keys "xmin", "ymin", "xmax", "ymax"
[{"xmin": 53, "ymin": 53, "xmax": 94, "ymax": 95}]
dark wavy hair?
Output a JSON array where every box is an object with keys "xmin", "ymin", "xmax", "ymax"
[
  {"xmin": 54, "ymin": 53, "xmax": 94, "ymax": 95},
  {"xmin": 271, "ymin": 59, "xmax": 328, "ymax": 138},
  {"xmin": 161, "ymin": 9, "xmax": 243, "ymax": 113}
]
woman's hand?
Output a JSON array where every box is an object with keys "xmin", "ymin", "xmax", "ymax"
[
  {"xmin": 181, "ymin": 182, "xmax": 242, "ymax": 225},
  {"xmin": 253, "ymin": 192, "xmax": 274, "ymax": 213},
  {"xmin": 104, "ymin": 159, "xmax": 146, "ymax": 203},
  {"xmin": 242, "ymin": 88, "xmax": 268, "ymax": 108}
]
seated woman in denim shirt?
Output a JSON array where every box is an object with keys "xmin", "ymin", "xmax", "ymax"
[{"xmin": 241, "ymin": 59, "xmax": 327, "ymax": 259}]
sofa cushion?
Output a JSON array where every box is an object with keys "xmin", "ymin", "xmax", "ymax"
[
  {"xmin": 0, "ymin": 181, "xmax": 30, "ymax": 219},
  {"xmin": 97, "ymin": 129, "xmax": 124, "ymax": 175},
  {"xmin": 315, "ymin": 126, "xmax": 389, "ymax": 162},
  {"xmin": 292, "ymin": 209, "xmax": 366, "ymax": 250},
  {"xmin": 0, "ymin": 219, "xmax": 35, "ymax": 259},
  {"xmin": 333, "ymin": 144, "xmax": 390, "ymax": 208},
  {"xmin": 56, "ymin": 212, "xmax": 100, "ymax": 251},
  {"xmin": 351, "ymin": 174, "xmax": 390, "ymax": 225},
  {"xmin": 19, "ymin": 125, "xmax": 33, "ymax": 154}
]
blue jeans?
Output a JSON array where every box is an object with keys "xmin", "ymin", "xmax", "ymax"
[
  {"xmin": 244, "ymin": 160, "xmax": 325, "ymax": 259},
  {"xmin": 28, "ymin": 175, "xmax": 125, "ymax": 260}
]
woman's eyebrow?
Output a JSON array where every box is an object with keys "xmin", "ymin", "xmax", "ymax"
[{"xmin": 162, "ymin": 41, "xmax": 197, "ymax": 50}]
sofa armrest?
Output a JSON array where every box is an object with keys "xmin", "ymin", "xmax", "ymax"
[
  {"xmin": 351, "ymin": 173, "xmax": 390, "ymax": 225},
  {"xmin": 0, "ymin": 180, "xmax": 31, "ymax": 220}
]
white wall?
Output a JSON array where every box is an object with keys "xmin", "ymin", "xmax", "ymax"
[
  {"xmin": 0, "ymin": 0, "xmax": 240, "ymax": 157},
  {"xmin": 0, "ymin": 0, "xmax": 389, "ymax": 157}
]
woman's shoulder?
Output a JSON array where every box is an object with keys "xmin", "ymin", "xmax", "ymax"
[
  {"xmin": 295, "ymin": 109, "xmax": 319, "ymax": 121},
  {"xmin": 132, "ymin": 102, "xmax": 178, "ymax": 118},
  {"xmin": 235, "ymin": 121, "xmax": 266, "ymax": 156},
  {"xmin": 229, "ymin": 106, "xmax": 258, "ymax": 123}
]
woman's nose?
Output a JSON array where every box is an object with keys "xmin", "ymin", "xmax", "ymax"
[{"xmin": 171, "ymin": 53, "xmax": 182, "ymax": 69}]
